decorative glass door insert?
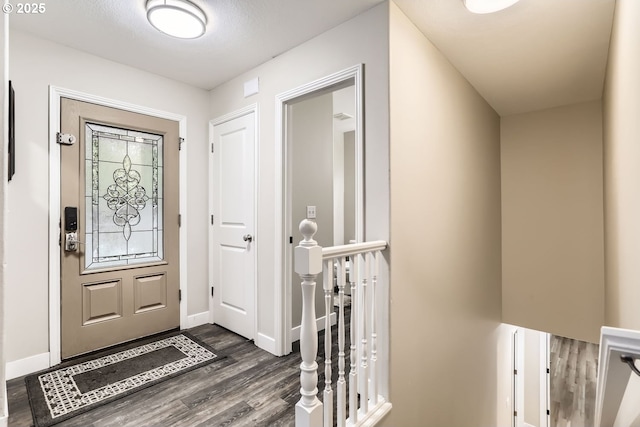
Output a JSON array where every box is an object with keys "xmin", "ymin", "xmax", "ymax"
[{"xmin": 84, "ymin": 122, "xmax": 164, "ymax": 270}]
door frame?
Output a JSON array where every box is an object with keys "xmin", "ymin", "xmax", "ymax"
[
  {"xmin": 48, "ymin": 86, "xmax": 188, "ymax": 366},
  {"xmin": 513, "ymin": 328, "xmax": 524, "ymax": 427},
  {"xmin": 540, "ymin": 332, "xmax": 550, "ymax": 427},
  {"xmin": 207, "ymin": 104, "xmax": 259, "ymax": 341},
  {"xmin": 274, "ymin": 64, "xmax": 364, "ymax": 356}
]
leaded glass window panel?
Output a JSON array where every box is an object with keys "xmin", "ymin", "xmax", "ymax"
[{"xmin": 84, "ymin": 122, "xmax": 164, "ymax": 270}]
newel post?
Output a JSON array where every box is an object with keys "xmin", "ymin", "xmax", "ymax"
[{"xmin": 294, "ymin": 219, "xmax": 323, "ymax": 427}]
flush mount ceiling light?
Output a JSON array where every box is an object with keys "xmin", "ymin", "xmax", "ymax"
[
  {"xmin": 146, "ymin": 0, "xmax": 207, "ymax": 39},
  {"xmin": 463, "ymin": 0, "xmax": 521, "ymax": 14}
]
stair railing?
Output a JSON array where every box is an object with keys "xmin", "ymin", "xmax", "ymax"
[{"xmin": 295, "ymin": 219, "xmax": 391, "ymax": 427}]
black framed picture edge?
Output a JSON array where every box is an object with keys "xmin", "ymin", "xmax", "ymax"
[{"xmin": 8, "ymin": 79, "xmax": 15, "ymax": 181}]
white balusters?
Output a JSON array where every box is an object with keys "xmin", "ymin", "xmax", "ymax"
[
  {"xmin": 370, "ymin": 252, "xmax": 379, "ymax": 406},
  {"xmin": 359, "ymin": 252, "xmax": 369, "ymax": 414},
  {"xmin": 295, "ymin": 219, "xmax": 389, "ymax": 427},
  {"xmin": 323, "ymin": 258, "xmax": 333, "ymax": 427},
  {"xmin": 336, "ymin": 257, "xmax": 347, "ymax": 427},
  {"xmin": 349, "ymin": 255, "xmax": 359, "ymax": 424},
  {"xmin": 294, "ymin": 220, "xmax": 323, "ymax": 427}
]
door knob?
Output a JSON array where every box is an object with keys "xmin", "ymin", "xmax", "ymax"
[{"xmin": 243, "ymin": 234, "xmax": 253, "ymax": 242}]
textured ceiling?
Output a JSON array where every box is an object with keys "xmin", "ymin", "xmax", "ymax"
[
  {"xmin": 9, "ymin": 0, "xmax": 615, "ymax": 116},
  {"xmin": 9, "ymin": 0, "xmax": 385, "ymax": 90},
  {"xmin": 394, "ymin": 0, "xmax": 615, "ymax": 115}
]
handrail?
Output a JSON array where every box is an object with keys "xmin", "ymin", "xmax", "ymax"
[
  {"xmin": 322, "ymin": 241, "xmax": 387, "ymax": 259},
  {"xmin": 595, "ymin": 326, "xmax": 640, "ymax": 426},
  {"xmin": 295, "ymin": 219, "xmax": 391, "ymax": 427}
]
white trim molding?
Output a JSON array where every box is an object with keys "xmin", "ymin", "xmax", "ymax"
[
  {"xmin": 290, "ymin": 312, "xmax": 337, "ymax": 343},
  {"xmin": 274, "ymin": 64, "xmax": 364, "ymax": 356},
  {"xmin": 186, "ymin": 311, "xmax": 210, "ymax": 329},
  {"xmin": 256, "ymin": 333, "xmax": 277, "ymax": 355},
  {"xmin": 595, "ymin": 326, "xmax": 640, "ymax": 427},
  {"xmin": 48, "ymin": 86, "xmax": 188, "ymax": 367},
  {"xmin": 540, "ymin": 332, "xmax": 550, "ymax": 427},
  {"xmin": 5, "ymin": 352, "xmax": 50, "ymax": 381}
]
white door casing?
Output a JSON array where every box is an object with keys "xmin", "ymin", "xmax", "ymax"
[
  {"xmin": 49, "ymin": 86, "xmax": 188, "ymax": 366},
  {"xmin": 274, "ymin": 64, "xmax": 364, "ymax": 356},
  {"xmin": 209, "ymin": 106, "xmax": 257, "ymax": 340}
]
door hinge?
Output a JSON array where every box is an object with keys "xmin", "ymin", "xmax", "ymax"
[
  {"xmin": 211, "ymin": 214, "xmax": 214, "ymax": 225},
  {"xmin": 179, "ymin": 137, "xmax": 184, "ymax": 151},
  {"xmin": 211, "ymin": 286, "xmax": 214, "ymax": 297},
  {"xmin": 178, "ymin": 214, "xmax": 182, "ymax": 227},
  {"xmin": 56, "ymin": 132, "xmax": 76, "ymax": 145},
  {"xmin": 547, "ymin": 409, "xmax": 550, "ymax": 416},
  {"xmin": 514, "ymin": 410, "xmax": 518, "ymax": 417},
  {"xmin": 211, "ymin": 142, "xmax": 214, "ymax": 153},
  {"xmin": 179, "ymin": 289, "xmax": 182, "ymax": 302},
  {"xmin": 514, "ymin": 369, "xmax": 518, "ymax": 375},
  {"xmin": 289, "ymin": 236, "xmax": 293, "ymax": 244}
]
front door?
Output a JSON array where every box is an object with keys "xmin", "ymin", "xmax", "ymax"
[
  {"xmin": 60, "ymin": 98, "xmax": 180, "ymax": 359},
  {"xmin": 211, "ymin": 111, "xmax": 256, "ymax": 339}
]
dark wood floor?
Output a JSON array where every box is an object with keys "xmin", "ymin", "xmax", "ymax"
[
  {"xmin": 7, "ymin": 324, "xmax": 303, "ymax": 427},
  {"xmin": 7, "ymin": 306, "xmax": 352, "ymax": 427},
  {"xmin": 550, "ymin": 335, "xmax": 598, "ymax": 427}
]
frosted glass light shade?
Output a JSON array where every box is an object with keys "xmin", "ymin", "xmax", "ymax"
[
  {"xmin": 146, "ymin": 0, "xmax": 207, "ymax": 39},
  {"xmin": 463, "ymin": 0, "xmax": 521, "ymax": 14}
]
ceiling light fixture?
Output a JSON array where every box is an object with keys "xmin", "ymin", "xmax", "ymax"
[
  {"xmin": 146, "ymin": 0, "xmax": 207, "ymax": 39},
  {"xmin": 463, "ymin": 0, "xmax": 521, "ymax": 14}
]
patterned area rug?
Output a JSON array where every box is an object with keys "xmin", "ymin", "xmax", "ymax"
[{"xmin": 25, "ymin": 332, "xmax": 219, "ymax": 427}]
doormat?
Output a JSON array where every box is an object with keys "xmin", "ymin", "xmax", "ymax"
[{"xmin": 25, "ymin": 332, "xmax": 220, "ymax": 427}]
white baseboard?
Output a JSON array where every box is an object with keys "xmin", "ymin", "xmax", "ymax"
[
  {"xmin": 6, "ymin": 352, "xmax": 50, "ymax": 380},
  {"xmin": 256, "ymin": 333, "xmax": 277, "ymax": 355},
  {"xmin": 291, "ymin": 312, "xmax": 337, "ymax": 343},
  {"xmin": 0, "ymin": 388, "xmax": 7, "ymax": 427},
  {"xmin": 186, "ymin": 311, "xmax": 210, "ymax": 329},
  {"xmin": 358, "ymin": 401, "xmax": 392, "ymax": 427}
]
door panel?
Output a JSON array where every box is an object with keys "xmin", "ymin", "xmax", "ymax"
[
  {"xmin": 212, "ymin": 112, "xmax": 256, "ymax": 339},
  {"xmin": 82, "ymin": 280, "xmax": 122, "ymax": 325},
  {"xmin": 60, "ymin": 98, "xmax": 180, "ymax": 359},
  {"xmin": 133, "ymin": 273, "xmax": 167, "ymax": 313}
]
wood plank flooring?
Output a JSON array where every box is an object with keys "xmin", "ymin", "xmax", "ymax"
[
  {"xmin": 550, "ymin": 335, "xmax": 598, "ymax": 427},
  {"xmin": 7, "ymin": 306, "xmax": 352, "ymax": 427},
  {"xmin": 7, "ymin": 325, "xmax": 302, "ymax": 426},
  {"xmin": 7, "ymin": 322, "xmax": 602, "ymax": 427}
]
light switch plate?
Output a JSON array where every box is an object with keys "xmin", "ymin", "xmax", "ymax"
[{"xmin": 306, "ymin": 206, "xmax": 316, "ymax": 219}]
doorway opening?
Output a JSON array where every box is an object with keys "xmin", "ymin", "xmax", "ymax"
[{"xmin": 275, "ymin": 64, "xmax": 364, "ymax": 355}]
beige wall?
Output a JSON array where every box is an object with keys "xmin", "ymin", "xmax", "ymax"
[
  {"xmin": 290, "ymin": 93, "xmax": 334, "ymax": 328},
  {"xmin": 385, "ymin": 3, "xmax": 503, "ymax": 426},
  {"xmin": 604, "ymin": 0, "xmax": 640, "ymax": 329},
  {"xmin": 6, "ymin": 31, "xmax": 211, "ymax": 363},
  {"xmin": 502, "ymin": 101, "xmax": 604, "ymax": 343},
  {"xmin": 208, "ymin": 3, "xmax": 390, "ymax": 349}
]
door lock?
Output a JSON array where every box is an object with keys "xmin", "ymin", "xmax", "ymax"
[
  {"xmin": 64, "ymin": 206, "xmax": 83, "ymax": 252},
  {"xmin": 65, "ymin": 232, "xmax": 82, "ymax": 252}
]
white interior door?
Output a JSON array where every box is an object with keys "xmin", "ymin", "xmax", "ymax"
[{"xmin": 211, "ymin": 111, "xmax": 256, "ymax": 339}]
